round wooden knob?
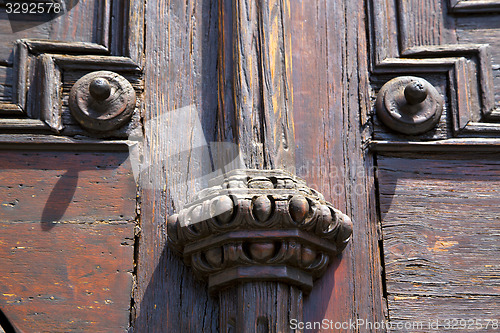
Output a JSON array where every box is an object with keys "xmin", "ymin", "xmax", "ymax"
[
  {"xmin": 89, "ymin": 77, "xmax": 112, "ymax": 101},
  {"xmin": 69, "ymin": 71, "xmax": 136, "ymax": 132},
  {"xmin": 404, "ymin": 81, "xmax": 428, "ymax": 105},
  {"xmin": 376, "ymin": 76, "xmax": 443, "ymax": 135}
]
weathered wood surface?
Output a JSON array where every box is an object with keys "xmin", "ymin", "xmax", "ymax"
[
  {"xmin": 0, "ymin": 150, "xmax": 136, "ymax": 331},
  {"xmin": 0, "ymin": 151, "xmax": 136, "ymax": 224},
  {"xmin": 456, "ymin": 13, "xmax": 500, "ymax": 109},
  {"xmin": 136, "ymin": 0, "xmax": 384, "ymax": 331},
  {"xmin": 0, "ymin": 222, "xmax": 135, "ymax": 332},
  {"xmin": 218, "ymin": 0, "xmax": 295, "ymax": 172},
  {"xmin": 133, "ymin": 0, "xmax": 220, "ymax": 331},
  {"xmin": 369, "ymin": 0, "xmax": 499, "ymax": 139},
  {"xmin": 291, "ymin": 0, "xmax": 385, "ymax": 331},
  {"xmin": 219, "ymin": 282, "xmax": 302, "ymax": 333},
  {"xmin": 0, "ymin": 1, "xmax": 100, "ymax": 103},
  {"xmin": 378, "ymin": 153, "xmax": 500, "ymax": 331}
]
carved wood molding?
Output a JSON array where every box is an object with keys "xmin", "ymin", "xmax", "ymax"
[
  {"xmin": 167, "ymin": 169, "xmax": 352, "ymax": 294},
  {"xmin": 369, "ymin": 0, "xmax": 500, "ymax": 138},
  {"xmin": 0, "ymin": 0, "xmax": 144, "ymax": 147},
  {"xmin": 448, "ymin": 0, "xmax": 500, "ymax": 13}
]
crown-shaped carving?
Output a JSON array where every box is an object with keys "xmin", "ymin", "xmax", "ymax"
[{"xmin": 167, "ymin": 169, "xmax": 352, "ymax": 294}]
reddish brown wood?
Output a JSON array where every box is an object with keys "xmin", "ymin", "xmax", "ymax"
[
  {"xmin": 219, "ymin": 282, "xmax": 303, "ymax": 333},
  {"xmin": 217, "ymin": 0, "xmax": 295, "ymax": 172},
  {"xmin": 69, "ymin": 71, "xmax": 136, "ymax": 133},
  {"xmin": 0, "ymin": 151, "xmax": 136, "ymax": 224},
  {"xmin": 0, "ymin": 222, "xmax": 135, "ymax": 332}
]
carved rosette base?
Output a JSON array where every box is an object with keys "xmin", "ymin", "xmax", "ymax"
[{"xmin": 167, "ymin": 169, "xmax": 353, "ymax": 294}]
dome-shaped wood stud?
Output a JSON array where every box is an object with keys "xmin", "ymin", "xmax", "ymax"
[
  {"xmin": 252, "ymin": 196, "xmax": 273, "ymax": 222},
  {"xmin": 289, "ymin": 195, "xmax": 309, "ymax": 223},
  {"xmin": 213, "ymin": 196, "xmax": 234, "ymax": 224}
]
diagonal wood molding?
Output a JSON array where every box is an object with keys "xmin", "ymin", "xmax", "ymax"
[{"xmin": 448, "ymin": 0, "xmax": 500, "ymax": 13}]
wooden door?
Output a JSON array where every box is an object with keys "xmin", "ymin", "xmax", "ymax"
[
  {"xmin": 0, "ymin": 1, "xmax": 143, "ymax": 332},
  {"xmin": 369, "ymin": 0, "xmax": 500, "ymax": 331},
  {"xmin": 0, "ymin": 0, "xmax": 498, "ymax": 332}
]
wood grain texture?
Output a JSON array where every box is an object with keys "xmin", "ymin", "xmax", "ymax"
[
  {"xmin": 449, "ymin": 0, "xmax": 500, "ymax": 13},
  {"xmin": 368, "ymin": 0, "xmax": 498, "ymax": 139},
  {"xmin": 398, "ymin": 0, "xmax": 457, "ymax": 52},
  {"xmin": 0, "ymin": 151, "xmax": 136, "ymax": 225},
  {"xmin": 217, "ymin": 0, "xmax": 295, "ymax": 172},
  {"xmin": 220, "ymin": 282, "xmax": 302, "ymax": 333},
  {"xmin": 378, "ymin": 153, "xmax": 500, "ymax": 330},
  {"xmin": 134, "ymin": 0, "xmax": 220, "ymax": 331},
  {"xmin": 0, "ymin": 222, "xmax": 134, "ymax": 333},
  {"xmin": 233, "ymin": 0, "xmax": 294, "ymax": 171},
  {"xmin": 456, "ymin": 14, "xmax": 500, "ymax": 110},
  {"xmin": 0, "ymin": 0, "xmax": 144, "ymax": 121},
  {"xmin": 137, "ymin": 0, "xmax": 384, "ymax": 331},
  {"xmin": 0, "ymin": 0, "xmax": 101, "ymax": 104},
  {"xmin": 291, "ymin": 0, "xmax": 385, "ymax": 331}
]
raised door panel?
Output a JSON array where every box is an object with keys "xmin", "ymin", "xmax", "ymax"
[{"xmin": 377, "ymin": 153, "xmax": 500, "ymax": 331}]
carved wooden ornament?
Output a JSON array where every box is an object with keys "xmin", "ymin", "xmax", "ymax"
[
  {"xmin": 166, "ymin": 0, "xmax": 353, "ymax": 329},
  {"xmin": 69, "ymin": 70, "xmax": 136, "ymax": 132},
  {"xmin": 376, "ymin": 76, "xmax": 444, "ymax": 135},
  {"xmin": 167, "ymin": 169, "xmax": 353, "ymax": 294}
]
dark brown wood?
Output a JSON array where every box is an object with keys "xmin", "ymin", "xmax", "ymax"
[
  {"xmin": 0, "ymin": 151, "xmax": 136, "ymax": 223},
  {"xmin": 449, "ymin": 0, "xmax": 500, "ymax": 13},
  {"xmin": 377, "ymin": 153, "xmax": 500, "ymax": 331},
  {"xmin": 166, "ymin": 0, "xmax": 355, "ymax": 329},
  {"xmin": 0, "ymin": 222, "xmax": 134, "ymax": 333},
  {"xmin": 368, "ymin": 2, "xmax": 500, "ymax": 331},
  {"xmin": 167, "ymin": 169, "xmax": 352, "ymax": 295},
  {"xmin": 219, "ymin": 282, "xmax": 303, "ymax": 333},
  {"xmin": 372, "ymin": 138, "xmax": 500, "ymax": 152},
  {"xmin": 369, "ymin": 0, "xmax": 499, "ymax": 138},
  {"xmin": 0, "ymin": 149, "xmax": 137, "ymax": 331},
  {"xmin": 291, "ymin": 0, "xmax": 386, "ymax": 330},
  {"xmin": 7, "ymin": 0, "xmax": 500, "ymax": 332},
  {"xmin": 0, "ymin": 3, "xmax": 143, "ymax": 140},
  {"xmin": 134, "ymin": 0, "xmax": 220, "ymax": 330}
]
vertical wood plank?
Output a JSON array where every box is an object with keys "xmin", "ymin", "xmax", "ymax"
[
  {"xmin": 220, "ymin": 283, "xmax": 302, "ymax": 333},
  {"xmin": 292, "ymin": 0, "xmax": 385, "ymax": 330},
  {"xmin": 398, "ymin": 0, "xmax": 457, "ymax": 52},
  {"xmin": 219, "ymin": 0, "xmax": 295, "ymax": 171},
  {"xmin": 134, "ymin": 0, "xmax": 220, "ymax": 331}
]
